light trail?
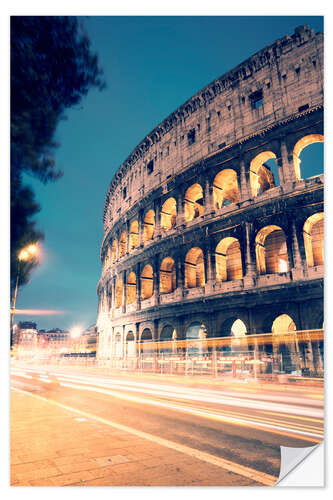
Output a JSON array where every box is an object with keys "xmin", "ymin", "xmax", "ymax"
[
  {"xmin": 11, "ymin": 387, "xmax": 277, "ymax": 486},
  {"xmin": 11, "ymin": 366, "xmax": 324, "ymax": 442},
  {"xmin": 57, "ymin": 380, "xmax": 323, "ymax": 442}
]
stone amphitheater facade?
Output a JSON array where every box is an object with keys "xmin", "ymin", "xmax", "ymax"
[{"xmin": 96, "ymin": 25, "xmax": 324, "ymax": 369}]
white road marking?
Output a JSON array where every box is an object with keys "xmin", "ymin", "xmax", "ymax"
[{"xmin": 11, "ymin": 387, "xmax": 277, "ymax": 486}]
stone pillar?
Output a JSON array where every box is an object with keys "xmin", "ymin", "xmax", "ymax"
[
  {"xmin": 291, "ymin": 220, "xmax": 303, "ymax": 269},
  {"xmin": 115, "ymin": 231, "xmax": 120, "ymax": 261},
  {"xmin": 138, "ymin": 210, "xmax": 144, "ymax": 247},
  {"xmin": 154, "ymin": 199, "xmax": 161, "ymax": 237},
  {"xmin": 126, "ymin": 219, "xmax": 130, "ymax": 255},
  {"xmin": 122, "ymin": 270, "xmax": 127, "ymax": 313},
  {"xmin": 177, "ymin": 255, "xmax": 185, "ymax": 296},
  {"xmin": 136, "ymin": 263, "xmax": 141, "ymax": 310},
  {"xmin": 280, "ymin": 138, "xmax": 297, "ymax": 184},
  {"xmin": 276, "ymin": 157, "xmax": 286, "ymax": 186},
  {"xmin": 154, "ymin": 254, "xmax": 160, "ymax": 305},
  {"xmin": 176, "ymin": 190, "xmax": 185, "ymax": 225},
  {"xmin": 239, "ymin": 159, "xmax": 251, "ymax": 201},
  {"xmin": 204, "ymin": 244, "xmax": 213, "ymax": 291},
  {"xmin": 204, "ymin": 178, "xmax": 214, "ymax": 214},
  {"xmin": 244, "ymin": 222, "xmax": 256, "ymax": 279}
]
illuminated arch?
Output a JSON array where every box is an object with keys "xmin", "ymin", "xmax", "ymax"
[
  {"xmin": 250, "ymin": 151, "xmax": 277, "ymax": 197},
  {"xmin": 272, "ymin": 314, "xmax": 296, "ymax": 334},
  {"xmin": 184, "ymin": 184, "xmax": 204, "ymax": 222},
  {"xmin": 129, "ymin": 220, "xmax": 139, "ymax": 251},
  {"xmin": 111, "ymin": 239, "xmax": 117, "ymax": 263},
  {"xmin": 119, "ymin": 230, "xmax": 127, "ymax": 257},
  {"xmin": 141, "ymin": 264, "xmax": 154, "ymax": 299},
  {"xmin": 293, "ymin": 134, "xmax": 324, "ymax": 180},
  {"xmin": 126, "ymin": 272, "xmax": 137, "ymax": 305},
  {"xmin": 114, "ymin": 332, "xmax": 122, "ymax": 357},
  {"xmin": 185, "ymin": 247, "xmax": 205, "ymax": 288},
  {"xmin": 141, "ymin": 328, "xmax": 153, "ymax": 353},
  {"xmin": 126, "ymin": 331, "xmax": 136, "ymax": 357},
  {"xmin": 144, "ymin": 209, "xmax": 155, "ymax": 242},
  {"xmin": 255, "ymin": 225, "xmax": 289, "ymax": 274},
  {"xmin": 213, "ymin": 169, "xmax": 239, "ymax": 209},
  {"xmin": 160, "ymin": 257, "xmax": 176, "ymax": 294},
  {"xmin": 115, "ymin": 279, "xmax": 123, "ymax": 308},
  {"xmin": 161, "ymin": 197, "xmax": 177, "ymax": 231},
  {"xmin": 160, "ymin": 325, "xmax": 177, "ymax": 341},
  {"xmin": 215, "ymin": 237, "xmax": 243, "ymax": 281},
  {"xmin": 303, "ymin": 213, "xmax": 324, "ymax": 267}
]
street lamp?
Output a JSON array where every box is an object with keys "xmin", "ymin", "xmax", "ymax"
[{"xmin": 10, "ymin": 243, "xmax": 39, "ymax": 349}]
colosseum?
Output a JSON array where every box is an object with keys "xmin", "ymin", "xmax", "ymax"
[{"xmin": 96, "ymin": 25, "xmax": 324, "ymax": 376}]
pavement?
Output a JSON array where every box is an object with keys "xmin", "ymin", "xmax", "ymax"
[{"xmin": 10, "ymin": 388, "xmax": 266, "ymax": 487}]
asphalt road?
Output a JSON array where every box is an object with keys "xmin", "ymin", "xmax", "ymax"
[{"xmin": 10, "ymin": 363, "xmax": 324, "ymax": 480}]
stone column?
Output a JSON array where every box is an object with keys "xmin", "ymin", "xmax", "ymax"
[
  {"xmin": 138, "ymin": 210, "xmax": 144, "ymax": 247},
  {"xmin": 154, "ymin": 199, "xmax": 161, "ymax": 238},
  {"xmin": 136, "ymin": 263, "xmax": 141, "ymax": 310},
  {"xmin": 204, "ymin": 178, "xmax": 214, "ymax": 215},
  {"xmin": 204, "ymin": 244, "xmax": 213, "ymax": 291},
  {"xmin": 176, "ymin": 190, "xmax": 185, "ymax": 225},
  {"xmin": 244, "ymin": 222, "xmax": 256, "ymax": 279},
  {"xmin": 291, "ymin": 220, "xmax": 303, "ymax": 269},
  {"xmin": 154, "ymin": 254, "xmax": 160, "ymax": 305},
  {"xmin": 115, "ymin": 231, "xmax": 120, "ymax": 261},
  {"xmin": 280, "ymin": 138, "xmax": 297, "ymax": 184},
  {"xmin": 239, "ymin": 159, "xmax": 251, "ymax": 201},
  {"xmin": 122, "ymin": 270, "xmax": 127, "ymax": 314},
  {"xmin": 126, "ymin": 219, "xmax": 130, "ymax": 255},
  {"xmin": 177, "ymin": 255, "xmax": 185, "ymax": 296}
]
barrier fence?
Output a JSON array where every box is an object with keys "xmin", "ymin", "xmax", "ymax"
[{"xmin": 14, "ymin": 329, "xmax": 324, "ymax": 379}]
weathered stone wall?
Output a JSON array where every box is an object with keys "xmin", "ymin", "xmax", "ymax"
[{"xmin": 97, "ymin": 25, "xmax": 324, "ymax": 363}]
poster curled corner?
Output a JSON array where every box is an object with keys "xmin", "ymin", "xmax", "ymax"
[{"xmin": 276, "ymin": 442, "xmax": 324, "ymax": 486}]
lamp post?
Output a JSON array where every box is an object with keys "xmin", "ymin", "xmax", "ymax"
[{"xmin": 10, "ymin": 244, "xmax": 38, "ymax": 349}]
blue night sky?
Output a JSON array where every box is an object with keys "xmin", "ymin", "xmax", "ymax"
[{"xmin": 15, "ymin": 16, "xmax": 324, "ymax": 332}]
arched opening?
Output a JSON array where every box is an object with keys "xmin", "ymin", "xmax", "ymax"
[
  {"xmin": 184, "ymin": 184, "xmax": 204, "ymax": 222},
  {"xmin": 272, "ymin": 314, "xmax": 296, "ymax": 333},
  {"xmin": 255, "ymin": 225, "xmax": 289, "ymax": 274},
  {"xmin": 250, "ymin": 151, "xmax": 279, "ymax": 197},
  {"xmin": 141, "ymin": 264, "xmax": 154, "ymax": 300},
  {"xmin": 293, "ymin": 134, "xmax": 324, "ymax": 180},
  {"xmin": 111, "ymin": 239, "xmax": 117, "ymax": 263},
  {"xmin": 160, "ymin": 257, "xmax": 176, "ymax": 294},
  {"xmin": 215, "ymin": 237, "xmax": 243, "ymax": 281},
  {"xmin": 213, "ymin": 169, "xmax": 239, "ymax": 209},
  {"xmin": 185, "ymin": 247, "xmax": 205, "ymax": 288},
  {"xmin": 115, "ymin": 280, "xmax": 123, "ymax": 308},
  {"xmin": 160, "ymin": 325, "xmax": 177, "ymax": 341},
  {"xmin": 141, "ymin": 328, "xmax": 153, "ymax": 354},
  {"xmin": 219, "ymin": 317, "xmax": 248, "ymax": 352},
  {"xmin": 303, "ymin": 213, "xmax": 324, "ymax": 267},
  {"xmin": 161, "ymin": 198, "xmax": 177, "ymax": 231},
  {"xmin": 126, "ymin": 272, "xmax": 137, "ymax": 305},
  {"xmin": 144, "ymin": 210, "xmax": 155, "ymax": 242},
  {"xmin": 160, "ymin": 325, "xmax": 177, "ymax": 353},
  {"xmin": 126, "ymin": 331, "xmax": 136, "ymax": 357},
  {"xmin": 114, "ymin": 332, "xmax": 122, "ymax": 357},
  {"xmin": 185, "ymin": 321, "xmax": 207, "ymax": 354},
  {"xmin": 271, "ymin": 314, "xmax": 297, "ymax": 374},
  {"xmin": 129, "ymin": 220, "xmax": 139, "ymax": 251},
  {"xmin": 119, "ymin": 231, "xmax": 127, "ymax": 257}
]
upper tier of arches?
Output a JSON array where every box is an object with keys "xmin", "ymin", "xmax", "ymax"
[{"xmin": 103, "ymin": 26, "xmax": 323, "ymax": 230}]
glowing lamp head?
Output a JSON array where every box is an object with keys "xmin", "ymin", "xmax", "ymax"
[
  {"xmin": 70, "ymin": 326, "xmax": 82, "ymax": 339},
  {"xmin": 27, "ymin": 244, "xmax": 38, "ymax": 256},
  {"xmin": 18, "ymin": 249, "xmax": 29, "ymax": 261}
]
